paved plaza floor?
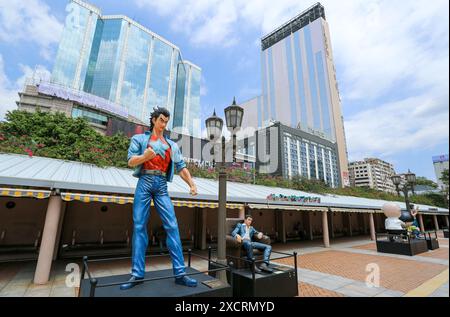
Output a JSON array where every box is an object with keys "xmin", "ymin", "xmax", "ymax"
[{"xmin": 0, "ymin": 233, "xmax": 448, "ymax": 297}]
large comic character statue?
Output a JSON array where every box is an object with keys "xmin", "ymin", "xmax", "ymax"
[{"xmin": 120, "ymin": 107, "xmax": 198, "ymax": 290}]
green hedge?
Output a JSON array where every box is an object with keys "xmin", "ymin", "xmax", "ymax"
[
  {"xmin": 1, "ymin": 110, "xmax": 447, "ymax": 208},
  {"xmin": 0, "ymin": 110, "xmax": 129, "ymax": 168}
]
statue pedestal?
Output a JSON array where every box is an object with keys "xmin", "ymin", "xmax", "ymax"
[
  {"xmin": 78, "ymin": 267, "xmax": 232, "ymax": 297},
  {"xmin": 376, "ymin": 232, "xmax": 428, "ymax": 256},
  {"xmin": 424, "ymin": 231, "xmax": 440, "ymax": 250},
  {"xmin": 230, "ymin": 265, "xmax": 298, "ymax": 297}
]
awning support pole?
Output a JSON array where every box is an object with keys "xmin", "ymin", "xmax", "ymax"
[{"xmin": 34, "ymin": 195, "xmax": 62, "ymax": 284}]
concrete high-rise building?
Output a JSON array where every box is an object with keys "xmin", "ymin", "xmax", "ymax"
[
  {"xmin": 50, "ymin": 0, "xmax": 201, "ymax": 137},
  {"xmin": 237, "ymin": 121, "xmax": 340, "ymax": 187},
  {"xmin": 348, "ymin": 158, "xmax": 396, "ymax": 193},
  {"xmin": 433, "ymin": 155, "xmax": 449, "ymax": 190},
  {"xmin": 240, "ymin": 3, "xmax": 349, "ymax": 187}
]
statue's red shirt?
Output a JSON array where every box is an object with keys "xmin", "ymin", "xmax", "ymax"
[{"xmin": 143, "ymin": 134, "xmax": 171, "ymax": 173}]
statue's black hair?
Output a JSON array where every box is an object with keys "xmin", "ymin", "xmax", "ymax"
[{"xmin": 149, "ymin": 107, "xmax": 170, "ymax": 131}]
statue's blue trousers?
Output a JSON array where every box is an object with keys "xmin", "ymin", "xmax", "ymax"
[{"xmin": 131, "ymin": 174, "xmax": 185, "ymax": 278}]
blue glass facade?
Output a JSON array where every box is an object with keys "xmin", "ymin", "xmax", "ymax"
[
  {"xmin": 146, "ymin": 38, "xmax": 173, "ymax": 116},
  {"xmin": 173, "ymin": 59, "xmax": 187, "ymax": 130},
  {"xmin": 245, "ymin": 3, "xmax": 349, "ymax": 187},
  {"xmin": 293, "ymin": 31, "xmax": 308, "ymax": 127},
  {"xmin": 303, "ymin": 25, "xmax": 322, "ymax": 132},
  {"xmin": 89, "ymin": 19, "xmax": 126, "ymax": 100},
  {"xmin": 121, "ymin": 25, "xmax": 152, "ymax": 120},
  {"xmin": 261, "ymin": 49, "xmax": 269, "ymax": 125},
  {"xmin": 260, "ymin": 18, "xmax": 336, "ymax": 142},
  {"xmin": 188, "ymin": 66, "xmax": 201, "ymax": 135},
  {"xmin": 315, "ymin": 51, "xmax": 332, "ymax": 138},
  {"xmin": 285, "ymin": 37, "xmax": 298, "ymax": 128},
  {"xmin": 51, "ymin": 0, "xmax": 201, "ymax": 137},
  {"xmin": 72, "ymin": 106, "xmax": 108, "ymax": 126},
  {"xmin": 267, "ymin": 48, "xmax": 276, "ymax": 121},
  {"xmin": 52, "ymin": 1, "xmax": 99, "ymax": 90}
]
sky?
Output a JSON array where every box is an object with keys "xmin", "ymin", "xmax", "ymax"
[{"xmin": 0, "ymin": 0, "xmax": 448, "ymax": 182}]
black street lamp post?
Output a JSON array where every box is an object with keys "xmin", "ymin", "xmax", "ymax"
[
  {"xmin": 205, "ymin": 98, "xmax": 244, "ymax": 283},
  {"xmin": 391, "ymin": 169, "xmax": 417, "ymax": 217}
]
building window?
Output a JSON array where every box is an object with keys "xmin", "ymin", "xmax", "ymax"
[{"xmin": 72, "ymin": 107, "xmax": 108, "ymax": 126}]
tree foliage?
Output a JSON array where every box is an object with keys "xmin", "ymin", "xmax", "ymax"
[
  {"xmin": 440, "ymin": 169, "xmax": 449, "ymax": 188},
  {"xmin": 0, "ymin": 110, "xmax": 129, "ymax": 168},
  {"xmin": 415, "ymin": 176, "xmax": 438, "ymax": 189},
  {"xmin": 0, "ymin": 110, "xmax": 447, "ymax": 208}
]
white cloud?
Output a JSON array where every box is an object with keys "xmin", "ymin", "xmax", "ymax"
[
  {"xmin": 0, "ymin": 54, "xmax": 51, "ymax": 120},
  {"xmin": 0, "ymin": 55, "xmax": 18, "ymax": 120},
  {"xmin": 135, "ymin": 0, "xmax": 244, "ymax": 47},
  {"xmin": 345, "ymin": 93, "xmax": 449, "ymax": 161},
  {"xmin": 133, "ymin": 0, "xmax": 448, "ymax": 100},
  {"xmin": 135, "ymin": 0, "xmax": 449, "ymax": 160},
  {"xmin": 320, "ymin": 0, "xmax": 449, "ymax": 103},
  {"xmin": 0, "ymin": 0, "xmax": 63, "ymax": 60}
]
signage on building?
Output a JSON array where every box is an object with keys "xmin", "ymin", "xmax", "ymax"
[
  {"xmin": 106, "ymin": 117, "xmax": 147, "ymax": 137},
  {"xmin": 37, "ymin": 81, "xmax": 129, "ymax": 118},
  {"xmin": 432, "ymin": 155, "xmax": 449, "ymax": 163},
  {"xmin": 266, "ymin": 194, "xmax": 321, "ymax": 204}
]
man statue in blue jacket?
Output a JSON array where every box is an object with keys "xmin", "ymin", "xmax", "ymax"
[
  {"xmin": 231, "ymin": 215, "xmax": 273, "ymax": 273},
  {"xmin": 120, "ymin": 107, "xmax": 198, "ymax": 290}
]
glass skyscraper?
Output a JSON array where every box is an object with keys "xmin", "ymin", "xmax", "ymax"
[
  {"xmin": 241, "ymin": 3, "xmax": 350, "ymax": 186},
  {"xmin": 51, "ymin": 0, "xmax": 201, "ymax": 137}
]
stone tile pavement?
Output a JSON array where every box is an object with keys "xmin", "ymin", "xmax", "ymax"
[{"xmin": 1, "ymin": 235, "xmax": 448, "ymax": 297}]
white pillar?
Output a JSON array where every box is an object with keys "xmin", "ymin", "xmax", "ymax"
[
  {"xmin": 322, "ymin": 211, "xmax": 330, "ymax": 248},
  {"xmin": 34, "ymin": 195, "xmax": 62, "ymax": 284},
  {"xmin": 444, "ymin": 215, "xmax": 449, "ymax": 229},
  {"xmin": 52, "ymin": 201, "xmax": 67, "ymax": 260},
  {"xmin": 362, "ymin": 213, "xmax": 368, "ymax": 235},
  {"xmin": 308, "ymin": 212, "xmax": 313, "ymax": 240},
  {"xmin": 348, "ymin": 213, "xmax": 353, "ymax": 237},
  {"xmin": 329, "ymin": 212, "xmax": 335, "ymax": 239},
  {"xmin": 238, "ymin": 206, "xmax": 245, "ymax": 219},
  {"xmin": 369, "ymin": 213, "xmax": 376, "ymax": 241},
  {"xmin": 280, "ymin": 211, "xmax": 286, "ymax": 244},
  {"xmin": 433, "ymin": 215, "xmax": 440, "ymax": 231},
  {"xmin": 418, "ymin": 214, "xmax": 425, "ymax": 232},
  {"xmin": 200, "ymin": 208, "xmax": 207, "ymax": 250}
]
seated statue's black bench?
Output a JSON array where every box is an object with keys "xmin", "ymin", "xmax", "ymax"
[
  {"xmin": 224, "ymin": 251, "xmax": 299, "ymax": 297},
  {"xmin": 423, "ymin": 231, "xmax": 439, "ymax": 250},
  {"xmin": 376, "ymin": 230, "xmax": 428, "ymax": 256}
]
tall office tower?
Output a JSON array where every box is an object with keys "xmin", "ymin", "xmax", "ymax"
[
  {"xmin": 51, "ymin": 0, "xmax": 201, "ymax": 137},
  {"xmin": 241, "ymin": 3, "xmax": 350, "ymax": 186}
]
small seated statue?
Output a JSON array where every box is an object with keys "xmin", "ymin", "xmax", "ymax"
[
  {"xmin": 382, "ymin": 203, "xmax": 407, "ymax": 242},
  {"xmin": 383, "ymin": 203, "xmax": 406, "ymax": 231}
]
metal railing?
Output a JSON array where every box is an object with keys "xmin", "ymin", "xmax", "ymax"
[
  {"xmin": 225, "ymin": 250, "xmax": 298, "ymax": 283},
  {"xmin": 79, "ymin": 247, "xmax": 229, "ymax": 297}
]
